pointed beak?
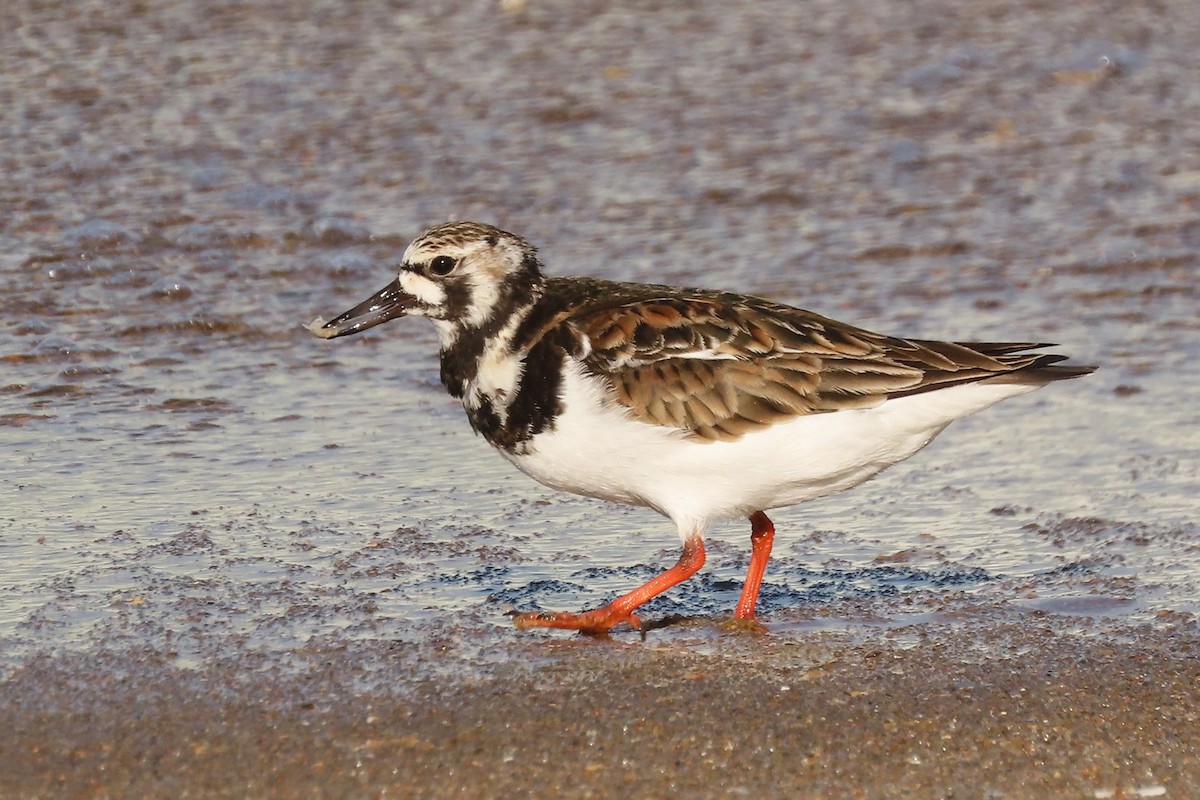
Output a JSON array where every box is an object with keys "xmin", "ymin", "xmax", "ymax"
[{"xmin": 305, "ymin": 277, "xmax": 417, "ymax": 339}]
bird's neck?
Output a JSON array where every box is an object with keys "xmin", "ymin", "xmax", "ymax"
[
  {"xmin": 437, "ymin": 289, "xmax": 540, "ymax": 402},
  {"xmin": 437, "ymin": 284, "xmax": 572, "ymax": 453}
]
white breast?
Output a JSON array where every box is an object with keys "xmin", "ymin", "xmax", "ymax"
[{"xmin": 506, "ymin": 358, "xmax": 1040, "ymax": 540}]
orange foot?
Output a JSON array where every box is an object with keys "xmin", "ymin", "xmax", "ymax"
[
  {"xmin": 511, "ymin": 535, "xmax": 706, "ymax": 636},
  {"xmin": 512, "ymin": 603, "xmax": 640, "ymax": 635}
]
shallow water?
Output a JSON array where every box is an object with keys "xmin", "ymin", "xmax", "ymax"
[{"xmin": 2, "ymin": 0, "xmax": 1199, "ymax": 681}]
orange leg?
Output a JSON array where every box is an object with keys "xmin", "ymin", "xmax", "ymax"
[
  {"xmin": 513, "ymin": 534, "xmax": 706, "ymax": 634},
  {"xmin": 733, "ymin": 511, "xmax": 775, "ymax": 620}
]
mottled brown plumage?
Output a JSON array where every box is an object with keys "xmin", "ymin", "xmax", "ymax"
[{"xmin": 514, "ymin": 277, "xmax": 1090, "ymax": 443}]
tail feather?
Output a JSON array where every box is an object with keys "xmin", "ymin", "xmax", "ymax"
[
  {"xmin": 982, "ymin": 353, "xmax": 1097, "ymax": 386},
  {"xmin": 891, "ymin": 341, "xmax": 1096, "ymax": 398},
  {"xmin": 960, "ymin": 341, "xmax": 1058, "ymax": 357}
]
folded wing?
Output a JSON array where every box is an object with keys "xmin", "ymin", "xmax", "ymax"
[{"xmin": 565, "ymin": 294, "xmax": 1089, "ymax": 442}]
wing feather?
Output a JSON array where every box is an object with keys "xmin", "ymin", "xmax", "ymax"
[{"xmin": 544, "ymin": 284, "xmax": 1088, "ymax": 442}]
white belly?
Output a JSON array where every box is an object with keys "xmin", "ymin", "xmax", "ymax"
[{"xmin": 506, "ymin": 359, "xmax": 1039, "ymax": 537}]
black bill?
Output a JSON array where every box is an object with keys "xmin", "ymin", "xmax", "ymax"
[{"xmin": 305, "ymin": 277, "xmax": 417, "ymax": 339}]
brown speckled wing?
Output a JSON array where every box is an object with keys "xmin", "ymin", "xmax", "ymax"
[{"xmin": 563, "ymin": 292, "xmax": 1077, "ymax": 442}]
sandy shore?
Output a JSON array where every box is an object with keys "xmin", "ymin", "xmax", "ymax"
[{"xmin": 3, "ymin": 619, "xmax": 1197, "ymax": 799}]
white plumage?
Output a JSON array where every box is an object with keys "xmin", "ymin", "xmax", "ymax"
[{"xmin": 509, "ymin": 357, "xmax": 1040, "ymax": 538}]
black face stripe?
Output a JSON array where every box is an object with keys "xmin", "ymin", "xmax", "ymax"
[
  {"xmin": 440, "ymin": 279, "xmax": 472, "ymax": 321},
  {"xmin": 495, "ymin": 265, "xmax": 541, "ymax": 329}
]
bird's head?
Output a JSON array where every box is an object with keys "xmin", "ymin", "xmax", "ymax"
[{"xmin": 307, "ymin": 221, "xmax": 543, "ymax": 344}]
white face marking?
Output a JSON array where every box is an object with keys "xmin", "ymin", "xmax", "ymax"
[
  {"xmin": 458, "ymin": 236, "xmax": 533, "ymax": 327},
  {"xmin": 463, "ymin": 269, "xmax": 502, "ymax": 328},
  {"xmin": 398, "ymin": 271, "xmax": 445, "ymax": 312}
]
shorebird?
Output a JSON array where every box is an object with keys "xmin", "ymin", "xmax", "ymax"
[{"xmin": 307, "ymin": 221, "xmax": 1094, "ymax": 634}]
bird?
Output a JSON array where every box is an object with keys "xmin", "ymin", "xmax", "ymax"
[{"xmin": 306, "ymin": 221, "xmax": 1095, "ymax": 634}]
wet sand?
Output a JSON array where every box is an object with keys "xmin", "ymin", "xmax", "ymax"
[
  {"xmin": 3, "ymin": 620, "xmax": 1198, "ymax": 799},
  {"xmin": 3, "ymin": 0, "xmax": 1200, "ymax": 796}
]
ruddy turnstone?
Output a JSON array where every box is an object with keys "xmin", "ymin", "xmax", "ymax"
[{"xmin": 307, "ymin": 221, "xmax": 1095, "ymax": 634}]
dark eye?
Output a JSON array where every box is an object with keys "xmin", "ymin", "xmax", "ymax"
[{"xmin": 429, "ymin": 255, "xmax": 457, "ymax": 276}]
